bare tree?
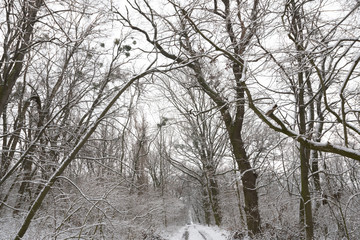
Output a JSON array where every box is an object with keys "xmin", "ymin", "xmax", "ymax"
[
  {"xmin": 130, "ymin": 115, "xmax": 150, "ymax": 194},
  {"xmin": 0, "ymin": 1, "xmax": 173, "ymax": 238},
  {"xmin": 116, "ymin": 0, "xmax": 265, "ymax": 235},
  {"xmin": 243, "ymin": 0, "xmax": 360, "ymax": 161},
  {"xmin": 157, "ymin": 73, "xmax": 228, "ymax": 226},
  {"xmin": 241, "ymin": 0, "xmax": 360, "ymax": 238},
  {"xmin": 0, "ymin": 0, "xmax": 45, "ymax": 115}
]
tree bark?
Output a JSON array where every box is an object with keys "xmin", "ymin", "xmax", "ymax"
[
  {"xmin": 202, "ymin": 186, "xmax": 211, "ymax": 225},
  {"xmin": 299, "ymin": 143, "xmax": 314, "ymax": 240},
  {"xmin": 208, "ymin": 173, "xmax": 222, "ymax": 226},
  {"xmin": 205, "ymin": 165, "xmax": 222, "ymax": 226},
  {"xmin": 231, "ymin": 137, "xmax": 261, "ymax": 235}
]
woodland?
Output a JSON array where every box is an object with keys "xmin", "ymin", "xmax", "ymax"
[{"xmin": 1, "ymin": 0, "xmax": 360, "ymax": 239}]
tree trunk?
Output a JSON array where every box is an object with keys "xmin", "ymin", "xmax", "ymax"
[
  {"xmin": 298, "ymin": 64, "xmax": 314, "ymax": 240},
  {"xmin": 299, "ymin": 143, "xmax": 314, "ymax": 240},
  {"xmin": 13, "ymin": 158, "xmax": 33, "ymax": 215},
  {"xmin": 208, "ymin": 174, "xmax": 222, "ymax": 226},
  {"xmin": 205, "ymin": 166, "xmax": 222, "ymax": 226},
  {"xmin": 298, "ymin": 74, "xmax": 314, "ymax": 239},
  {"xmin": 1, "ymin": 106, "xmax": 9, "ymax": 178},
  {"xmin": 311, "ymin": 151, "xmax": 321, "ymax": 192},
  {"xmin": 232, "ymin": 138, "xmax": 261, "ymax": 235},
  {"xmin": 202, "ymin": 186, "xmax": 211, "ymax": 226},
  {"xmin": 233, "ymin": 167, "xmax": 246, "ymax": 227},
  {"xmin": 288, "ymin": 0, "xmax": 314, "ymax": 237}
]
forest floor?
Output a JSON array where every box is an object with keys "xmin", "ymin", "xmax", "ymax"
[
  {"xmin": 162, "ymin": 223, "xmax": 230, "ymax": 240},
  {"xmin": 0, "ymin": 216, "xmax": 232, "ymax": 239}
]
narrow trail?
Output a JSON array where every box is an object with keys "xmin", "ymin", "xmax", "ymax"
[
  {"xmin": 198, "ymin": 228, "xmax": 213, "ymax": 240},
  {"xmin": 169, "ymin": 210, "xmax": 227, "ymax": 240},
  {"xmin": 180, "ymin": 225, "xmax": 214, "ymax": 240}
]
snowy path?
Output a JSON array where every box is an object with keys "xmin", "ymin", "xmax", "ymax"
[{"xmin": 167, "ymin": 224, "xmax": 228, "ymax": 240}]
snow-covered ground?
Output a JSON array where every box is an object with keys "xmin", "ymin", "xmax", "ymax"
[
  {"xmin": 162, "ymin": 224, "xmax": 230, "ymax": 240},
  {"xmin": 0, "ymin": 215, "xmax": 231, "ymax": 240}
]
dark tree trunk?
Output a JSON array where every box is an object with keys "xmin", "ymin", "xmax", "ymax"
[
  {"xmin": 14, "ymin": 158, "xmax": 33, "ymax": 215},
  {"xmin": 202, "ymin": 186, "xmax": 211, "ymax": 226},
  {"xmin": 205, "ymin": 166, "xmax": 222, "ymax": 226},
  {"xmin": 1, "ymin": 106, "xmax": 9, "ymax": 178},
  {"xmin": 298, "ymin": 71, "xmax": 314, "ymax": 239},
  {"xmin": 208, "ymin": 175, "xmax": 222, "ymax": 226},
  {"xmin": 299, "ymin": 143, "xmax": 314, "ymax": 240},
  {"xmin": 232, "ymin": 138, "xmax": 260, "ymax": 235},
  {"xmin": 286, "ymin": 0, "xmax": 314, "ymax": 237}
]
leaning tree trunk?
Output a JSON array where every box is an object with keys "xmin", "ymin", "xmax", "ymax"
[{"xmin": 14, "ymin": 69, "xmax": 156, "ymax": 240}]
